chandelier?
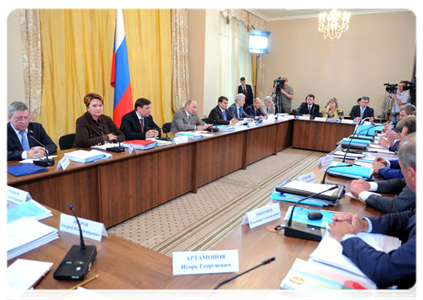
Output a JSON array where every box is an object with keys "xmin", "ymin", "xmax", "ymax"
[{"xmin": 318, "ymin": 9, "xmax": 351, "ymax": 40}]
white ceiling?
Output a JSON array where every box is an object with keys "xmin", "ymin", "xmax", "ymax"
[{"xmin": 247, "ymin": 9, "xmax": 408, "ymax": 21}]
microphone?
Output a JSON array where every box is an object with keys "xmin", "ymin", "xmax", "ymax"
[
  {"xmin": 342, "ymin": 125, "xmax": 377, "ymax": 162},
  {"xmin": 106, "ymin": 136, "xmax": 125, "ymax": 152},
  {"xmin": 53, "ymin": 204, "xmax": 97, "ymax": 280},
  {"xmin": 321, "ymin": 164, "xmax": 353, "ymax": 184},
  {"xmin": 28, "ymin": 130, "xmax": 55, "ymax": 166},
  {"xmin": 284, "ymin": 186, "xmax": 338, "ymax": 241},
  {"xmin": 213, "ymin": 257, "xmax": 275, "ymax": 289}
]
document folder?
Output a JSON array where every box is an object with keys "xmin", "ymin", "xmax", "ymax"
[
  {"xmin": 275, "ymin": 180, "xmax": 345, "ymax": 202},
  {"xmin": 7, "ymin": 163, "xmax": 48, "ymax": 177}
]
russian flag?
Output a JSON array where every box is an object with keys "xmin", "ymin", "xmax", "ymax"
[{"xmin": 111, "ymin": 9, "xmax": 133, "ymax": 128}]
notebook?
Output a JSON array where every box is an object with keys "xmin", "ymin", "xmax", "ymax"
[
  {"xmin": 7, "ymin": 163, "xmax": 48, "ymax": 177},
  {"xmin": 281, "ymin": 258, "xmax": 377, "ymax": 300}
]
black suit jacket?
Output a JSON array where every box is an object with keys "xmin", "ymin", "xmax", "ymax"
[
  {"xmin": 7, "ymin": 122, "xmax": 57, "ymax": 161},
  {"xmin": 366, "ymin": 178, "xmax": 415, "ymax": 214},
  {"xmin": 350, "ymin": 106, "xmax": 375, "ymax": 119},
  {"xmin": 120, "ymin": 110, "xmax": 161, "ymax": 140},
  {"xmin": 238, "ymin": 84, "xmax": 254, "ymax": 108},
  {"xmin": 297, "ymin": 102, "xmax": 320, "ymax": 118},
  {"xmin": 245, "ymin": 104, "xmax": 265, "ymax": 118},
  {"xmin": 208, "ymin": 105, "xmax": 234, "ymax": 125}
]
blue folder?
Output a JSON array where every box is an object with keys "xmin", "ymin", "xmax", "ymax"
[
  {"xmin": 285, "ymin": 206, "xmax": 335, "ymax": 228},
  {"xmin": 341, "ymin": 138, "xmax": 371, "ymax": 145},
  {"xmin": 354, "ymin": 125, "xmax": 385, "ymax": 136},
  {"xmin": 328, "ymin": 163, "xmax": 373, "ymax": 179},
  {"xmin": 7, "ymin": 163, "xmax": 48, "ymax": 177}
]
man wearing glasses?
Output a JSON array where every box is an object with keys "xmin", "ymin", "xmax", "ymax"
[{"xmin": 7, "ymin": 101, "xmax": 57, "ymax": 161}]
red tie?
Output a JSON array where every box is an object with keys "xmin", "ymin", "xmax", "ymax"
[
  {"xmin": 140, "ymin": 119, "xmax": 144, "ymax": 133},
  {"xmin": 243, "ymin": 86, "xmax": 247, "ymax": 96}
]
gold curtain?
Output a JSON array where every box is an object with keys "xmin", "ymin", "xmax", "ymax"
[{"xmin": 39, "ymin": 9, "xmax": 172, "ymax": 144}]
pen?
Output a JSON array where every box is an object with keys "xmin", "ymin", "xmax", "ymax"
[
  {"xmin": 69, "ymin": 274, "xmax": 99, "ymax": 290},
  {"xmin": 28, "ymin": 268, "xmax": 51, "ymax": 296}
]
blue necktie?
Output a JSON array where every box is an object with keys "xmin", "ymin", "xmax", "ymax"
[
  {"xmin": 19, "ymin": 131, "xmax": 30, "ymax": 151},
  {"xmin": 239, "ymin": 107, "xmax": 242, "ymax": 119},
  {"xmin": 360, "ymin": 107, "xmax": 364, "ymax": 119},
  {"xmin": 222, "ymin": 110, "xmax": 227, "ymax": 120},
  {"xmin": 267, "ymin": 107, "xmax": 269, "ymax": 114},
  {"xmin": 308, "ymin": 106, "xmax": 311, "ymax": 114}
]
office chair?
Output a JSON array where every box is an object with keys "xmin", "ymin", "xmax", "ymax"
[
  {"xmin": 162, "ymin": 122, "xmax": 172, "ymax": 134},
  {"xmin": 202, "ymin": 118, "xmax": 216, "ymax": 125},
  {"xmin": 59, "ymin": 133, "xmax": 76, "ymax": 150}
]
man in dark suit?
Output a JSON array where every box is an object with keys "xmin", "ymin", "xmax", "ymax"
[
  {"xmin": 120, "ymin": 98, "xmax": 161, "ymax": 140},
  {"xmin": 328, "ymin": 133, "xmax": 416, "ymax": 289},
  {"xmin": 228, "ymin": 94, "xmax": 254, "ymax": 121},
  {"xmin": 7, "ymin": 101, "xmax": 57, "ymax": 161},
  {"xmin": 208, "ymin": 96, "xmax": 237, "ymax": 125},
  {"xmin": 297, "ymin": 94, "xmax": 320, "ymax": 118},
  {"xmin": 349, "ymin": 96, "xmax": 374, "ymax": 122},
  {"xmin": 245, "ymin": 98, "xmax": 265, "ymax": 119},
  {"xmin": 237, "ymin": 77, "xmax": 254, "ymax": 109}
]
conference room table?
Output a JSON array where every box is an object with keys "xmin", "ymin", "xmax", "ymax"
[
  {"xmin": 163, "ymin": 162, "xmax": 384, "ymax": 289},
  {"xmin": 7, "ymin": 118, "xmax": 355, "ymax": 229}
]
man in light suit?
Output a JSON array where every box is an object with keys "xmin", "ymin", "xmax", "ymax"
[
  {"xmin": 328, "ymin": 133, "xmax": 416, "ymax": 289},
  {"xmin": 260, "ymin": 96, "xmax": 276, "ymax": 116},
  {"xmin": 8, "ymin": 101, "xmax": 57, "ymax": 161},
  {"xmin": 171, "ymin": 100, "xmax": 212, "ymax": 132},
  {"xmin": 208, "ymin": 96, "xmax": 238, "ymax": 125},
  {"xmin": 297, "ymin": 94, "xmax": 320, "ymax": 118},
  {"xmin": 237, "ymin": 77, "xmax": 254, "ymax": 109},
  {"xmin": 349, "ymin": 96, "xmax": 374, "ymax": 122},
  {"xmin": 120, "ymin": 98, "xmax": 161, "ymax": 140},
  {"xmin": 228, "ymin": 94, "xmax": 254, "ymax": 121}
]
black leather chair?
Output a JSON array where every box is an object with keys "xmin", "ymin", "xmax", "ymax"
[
  {"xmin": 59, "ymin": 133, "xmax": 76, "ymax": 150},
  {"xmin": 202, "ymin": 117, "xmax": 216, "ymax": 125},
  {"xmin": 162, "ymin": 122, "xmax": 171, "ymax": 134}
]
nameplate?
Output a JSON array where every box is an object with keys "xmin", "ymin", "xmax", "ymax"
[
  {"xmin": 242, "ymin": 203, "xmax": 281, "ymax": 229},
  {"xmin": 296, "ymin": 172, "xmax": 317, "ymax": 183},
  {"xmin": 7, "ymin": 186, "xmax": 32, "ymax": 205},
  {"xmin": 173, "ymin": 136, "xmax": 189, "ymax": 144},
  {"xmin": 128, "ymin": 146, "xmax": 137, "ymax": 155},
  {"xmin": 56, "ymin": 155, "xmax": 70, "ymax": 171},
  {"xmin": 298, "ymin": 116, "xmax": 311, "ymax": 120},
  {"xmin": 59, "ymin": 213, "xmax": 108, "ymax": 242},
  {"xmin": 342, "ymin": 119, "xmax": 354, "ymax": 124},
  {"xmin": 318, "ymin": 155, "xmax": 334, "ymax": 168},
  {"xmin": 172, "ymin": 249, "xmax": 239, "ymax": 275},
  {"xmin": 247, "ymin": 122, "xmax": 257, "ymax": 128},
  {"xmin": 313, "ymin": 117, "xmax": 327, "ymax": 122}
]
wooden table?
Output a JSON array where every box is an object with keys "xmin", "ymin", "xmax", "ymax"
[
  {"xmin": 7, "ymin": 207, "xmax": 173, "ymax": 290},
  {"xmin": 164, "ymin": 164, "xmax": 383, "ymax": 289},
  {"xmin": 292, "ymin": 119, "xmax": 355, "ymax": 152},
  {"xmin": 8, "ymin": 120, "xmax": 293, "ymax": 228}
]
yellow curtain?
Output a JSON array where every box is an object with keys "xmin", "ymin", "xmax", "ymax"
[{"xmin": 39, "ymin": 9, "xmax": 172, "ymax": 145}]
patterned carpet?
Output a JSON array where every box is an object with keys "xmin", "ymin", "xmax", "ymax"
[{"xmin": 107, "ymin": 147, "xmax": 326, "ymax": 256}]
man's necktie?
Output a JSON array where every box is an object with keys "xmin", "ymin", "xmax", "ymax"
[
  {"xmin": 308, "ymin": 106, "xmax": 311, "ymax": 114},
  {"xmin": 360, "ymin": 108, "xmax": 364, "ymax": 119},
  {"xmin": 243, "ymin": 86, "xmax": 247, "ymax": 96},
  {"xmin": 222, "ymin": 110, "xmax": 227, "ymax": 120},
  {"xmin": 267, "ymin": 107, "xmax": 269, "ymax": 114},
  {"xmin": 19, "ymin": 131, "xmax": 30, "ymax": 151},
  {"xmin": 140, "ymin": 119, "xmax": 144, "ymax": 133},
  {"xmin": 238, "ymin": 107, "xmax": 242, "ymax": 119}
]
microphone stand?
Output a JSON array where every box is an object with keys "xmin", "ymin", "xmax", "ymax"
[
  {"xmin": 321, "ymin": 164, "xmax": 353, "ymax": 184},
  {"xmin": 28, "ymin": 130, "xmax": 55, "ymax": 166},
  {"xmin": 284, "ymin": 186, "xmax": 337, "ymax": 241},
  {"xmin": 207, "ymin": 257, "xmax": 275, "ymax": 300}
]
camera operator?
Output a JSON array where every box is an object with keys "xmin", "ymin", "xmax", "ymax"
[
  {"xmin": 390, "ymin": 81, "xmax": 411, "ymax": 122},
  {"xmin": 271, "ymin": 77, "xmax": 294, "ymax": 114}
]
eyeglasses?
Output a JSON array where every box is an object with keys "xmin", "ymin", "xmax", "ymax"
[{"xmin": 13, "ymin": 116, "xmax": 30, "ymax": 121}]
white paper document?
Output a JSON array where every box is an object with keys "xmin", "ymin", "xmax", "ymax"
[{"xmin": 7, "ymin": 259, "xmax": 53, "ymax": 290}]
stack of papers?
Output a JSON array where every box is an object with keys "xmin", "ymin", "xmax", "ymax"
[
  {"xmin": 341, "ymin": 138, "xmax": 371, "ymax": 146},
  {"xmin": 332, "ymin": 150, "xmax": 365, "ymax": 160},
  {"xmin": 309, "ymin": 232, "xmax": 401, "ymax": 278},
  {"xmin": 7, "ymin": 217, "xmax": 59, "ymax": 260},
  {"xmin": 271, "ymin": 189, "xmax": 336, "ymax": 207},
  {"xmin": 8, "ymin": 259, "xmax": 53, "ymax": 290},
  {"xmin": 123, "ymin": 140, "xmax": 158, "ymax": 150},
  {"xmin": 64, "ymin": 150, "xmax": 112, "ymax": 163},
  {"xmin": 215, "ymin": 125, "xmax": 236, "ymax": 132},
  {"xmin": 7, "ymin": 200, "xmax": 52, "ymax": 224},
  {"xmin": 175, "ymin": 132, "xmax": 203, "ymax": 140}
]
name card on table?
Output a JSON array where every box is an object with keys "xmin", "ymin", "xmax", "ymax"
[
  {"xmin": 318, "ymin": 155, "xmax": 334, "ymax": 168},
  {"xmin": 297, "ymin": 172, "xmax": 317, "ymax": 183},
  {"xmin": 247, "ymin": 122, "xmax": 257, "ymax": 128},
  {"xmin": 173, "ymin": 136, "xmax": 189, "ymax": 145},
  {"xmin": 342, "ymin": 119, "xmax": 354, "ymax": 124},
  {"xmin": 59, "ymin": 213, "xmax": 108, "ymax": 242},
  {"xmin": 172, "ymin": 249, "xmax": 239, "ymax": 275},
  {"xmin": 7, "ymin": 186, "xmax": 32, "ymax": 205},
  {"xmin": 241, "ymin": 203, "xmax": 281, "ymax": 229},
  {"xmin": 313, "ymin": 117, "xmax": 327, "ymax": 122},
  {"xmin": 56, "ymin": 155, "xmax": 70, "ymax": 171},
  {"xmin": 298, "ymin": 116, "xmax": 311, "ymax": 120}
]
